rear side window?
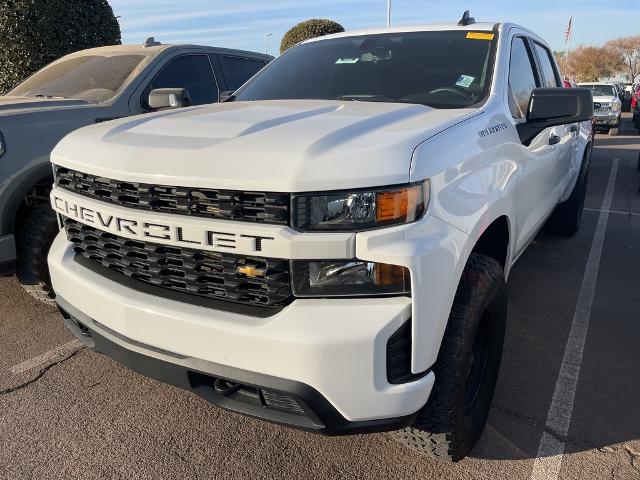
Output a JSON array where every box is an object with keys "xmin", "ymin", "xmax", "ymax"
[
  {"xmin": 534, "ymin": 43, "xmax": 561, "ymax": 88},
  {"xmin": 144, "ymin": 54, "xmax": 218, "ymax": 107},
  {"xmin": 508, "ymin": 37, "xmax": 538, "ymax": 119},
  {"xmin": 218, "ymin": 55, "xmax": 267, "ymax": 91}
]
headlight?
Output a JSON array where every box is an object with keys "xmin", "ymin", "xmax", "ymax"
[
  {"xmin": 611, "ymin": 102, "xmax": 621, "ymax": 112},
  {"xmin": 292, "ymin": 181, "xmax": 428, "ymax": 231},
  {"xmin": 291, "ymin": 260, "xmax": 410, "ymax": 297},
  {"xmin": 0, "ymin": 132, "xmax": 5, "ymax": 157}
]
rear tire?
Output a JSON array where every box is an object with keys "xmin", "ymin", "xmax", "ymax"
[
  {"xmin": 391, "ymin": 254, "xmax": 507, "ymax": 462},
  {"xmin": 545, "ymin": 147, "xmax": 591, "ymax": 237},
  {"xmin": 16, "ymin": 204, "xmax": 59, "ymax": 306}
]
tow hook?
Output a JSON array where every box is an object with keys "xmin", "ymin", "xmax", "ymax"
[{"xmin": 213, "ymin": 379, "xmax": 242, "ymax": 395}]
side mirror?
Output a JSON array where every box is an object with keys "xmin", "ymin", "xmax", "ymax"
[
  {"xmin": 219, "ymin": 90, "xmax": 235, "ymax": 102},
  {"xmin": 148, "ymin": 88, "xmax": 191, "ymax": 110},
  {"xmin": 517, "ymin": 88, "xmax": 593, "ymax": 145}
]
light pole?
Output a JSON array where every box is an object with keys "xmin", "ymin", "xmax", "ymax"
[
  {"xmin": 387, "ymin": 0, "xmax": 391, "ymax": 26},
  {"xmin": 264, "ymin": 33, "xmax": 273, "ymax": 55}
]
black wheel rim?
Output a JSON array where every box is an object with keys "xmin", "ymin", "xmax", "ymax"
[{"xmin": 464, "ymin": 312, "xmax": 490, "ymax": 412}]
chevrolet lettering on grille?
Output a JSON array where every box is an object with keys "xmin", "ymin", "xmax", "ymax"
[{"xmin": 51, "ymin": 191, "xmax": 276, "ymax": 255}]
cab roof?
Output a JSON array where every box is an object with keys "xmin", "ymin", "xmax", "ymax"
[
  {"xmin": 302, "ymin": 22, "xmax": 544, "ymax": 46},
  {"xmin": 303, "ymin": 22, "xmax": 500, "ymax": 44},
  {"xmin": 61, "ymin": 43, "xmax": 272, "ymax": 60}
]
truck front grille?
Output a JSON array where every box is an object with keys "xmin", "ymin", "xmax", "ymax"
[
  {"xmin": 54, "ymin": 166, "xmax": 290, "ymax": 225},
  {"xmin": 63, "ymin": 218, "xmax": 293, "ymax": 311}
]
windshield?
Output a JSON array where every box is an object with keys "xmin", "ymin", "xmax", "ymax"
[
  {"xmin": 580, "ymin": 84, "xmax": 616, "ymax": 97},
  {"xmin": 8, "ymin": 54, "xmax": 148, "ymax": 103},
  {"xmin": 235, "ymin": 30, "xmax": 496, "ymax": 108}
]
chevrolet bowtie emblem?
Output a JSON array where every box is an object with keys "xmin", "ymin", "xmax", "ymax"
[{"xmin": 237, "ymin": 265, "xmax": 267, "ymax": 278}]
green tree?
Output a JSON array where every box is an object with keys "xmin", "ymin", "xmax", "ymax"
[
  {"xmin": 280, "ymin": 19, "xmax": 344, "ymax": 54},
  {"xmin": 0, "ymin": 0, "xmax": 121, "ymax": 93}
]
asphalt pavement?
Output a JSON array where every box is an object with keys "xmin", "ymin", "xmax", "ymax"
[{"xmin": 1, "ymin": 115, "xmax": 639, "ymax": 480}]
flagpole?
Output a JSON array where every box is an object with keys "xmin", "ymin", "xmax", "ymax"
[{"xmin": 564, "ymin": 16, "xmax": 572, "ymax": 80}]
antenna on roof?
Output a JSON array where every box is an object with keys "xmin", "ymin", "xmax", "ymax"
[
  {"xmin": 144, "ymin": 36, "xmax": 161, "ymax": 47},
  {"xmin": 457, "ymin": 10, "xmax": 475, "ymax": 26}
]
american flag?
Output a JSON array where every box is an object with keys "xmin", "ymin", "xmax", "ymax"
[{"xmin": 565, "ymin": 17, "xmax": 572, "ymax": 44}]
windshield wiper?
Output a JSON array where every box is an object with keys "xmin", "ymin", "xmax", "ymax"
[
  {"xmin": 34, "ymin": 94, "xmax": 68, "ymax": 99},
  {"xmin": 334, "ymin": 95, "xmax": 395, "ymax": 102},
  {"xmin": 334, "ymin": 96, "xmax": 365, "ymax": 101},
  {"xmin": 334, "ymin": 95, "xmax": 423, "ymax": 105}
]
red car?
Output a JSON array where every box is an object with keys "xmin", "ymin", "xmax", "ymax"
[{"xmin": 631, "ymin": 84, "xmax": 640, "ymax": 110}]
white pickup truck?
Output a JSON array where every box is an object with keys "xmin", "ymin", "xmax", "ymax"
[
  {"xmin": 47, "ymin": 16, "xmax": 593, "ymax": 461},
  {"xmin": 578, "ymin": 83, "xmax": 622, "ymax": 135}
]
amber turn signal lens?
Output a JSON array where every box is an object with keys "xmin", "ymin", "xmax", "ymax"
[
  {"xmin": 374, "ymin": 263, "xmax": 409, "ymax": 287},
  {"xmin": 376, "ymin": 184, "xmax": 425, "ymax": 224}
]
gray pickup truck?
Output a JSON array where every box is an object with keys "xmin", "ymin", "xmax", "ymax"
[{"xmin": 0, "ymin": 39, "xmax": 271, "ymax": 303}]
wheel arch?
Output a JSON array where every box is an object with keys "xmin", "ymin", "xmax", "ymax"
[
  {"xmin": 469, "ymin": 215, "xmax": 511, "ymax": 271},
  {"xmin": 0, "ymin": 159, "xmax": 54, "ymax": 235}
]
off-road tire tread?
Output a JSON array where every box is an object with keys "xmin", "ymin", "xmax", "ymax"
[
  {"xmin": 391, "ymin": 254, "xmax": 506, "ymax": 462},
  {"xmin": 16, "ymin": 204, "xmax": 59, "ymax": 306}
]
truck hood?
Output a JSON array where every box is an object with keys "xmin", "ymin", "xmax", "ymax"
[
  {"xmin": 0, "ymin": 95, "xmax": 89, "ymax": 115},
  {"xmin": 52, "ymin": 99, "xmax": 480, "ymax": 192}
]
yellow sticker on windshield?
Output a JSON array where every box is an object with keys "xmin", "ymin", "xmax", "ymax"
[{"xmin": 466, "ymin": 32, "xmax": 495, "ymax": 40}]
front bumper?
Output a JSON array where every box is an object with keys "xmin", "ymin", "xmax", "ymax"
[
  {"xmin": 594, "ymin": 113, "xmax": 620, "ymax": 127},
  {"xmin": 57, "ymin": 295, "xmax": 421, "ymax": 434},
  {"xmin": 48, "ymin": 232, "xmax": 436, "ymax": 427}
]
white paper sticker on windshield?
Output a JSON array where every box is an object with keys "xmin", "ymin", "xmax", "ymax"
[
  {"xmin": 456, "ymin": 75, "xmax": 475, "ymax": 88},
  {"xmin": 336, "ymin": 58, "xmax": 359, "ymax": 64}
]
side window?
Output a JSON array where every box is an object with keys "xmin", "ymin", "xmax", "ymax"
[
  {"xmin": 143, "ymin": 55, "xmax": 218, "ymax": 107},
  {"xmin": 218, "ymin": 55, "xmax": 267, "ymax": 91},
  {"xmin": 534, "ymin": 43, "xmax": 562, "ymax": 88},
  {"xmin": 508, "ymin": 37, "xmax": 539, "ymax": 119}
]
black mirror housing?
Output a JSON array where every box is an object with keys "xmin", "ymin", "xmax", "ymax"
[
  {"xmin": 517, "ymin": 88, "xmax": 593, "ymax": 145},
  {"xmin": 148, "ymin": 88, "xmax": 191, "ymax": 110}
]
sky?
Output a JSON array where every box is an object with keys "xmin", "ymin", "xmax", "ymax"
[{"xmin": 109, "ymin": 0, "xmax": 639, "ymax": 56}]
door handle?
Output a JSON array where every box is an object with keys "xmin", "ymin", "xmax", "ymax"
[{"xmin": 549, "ymin": 134, "xmax": 561, "ymax": 145}]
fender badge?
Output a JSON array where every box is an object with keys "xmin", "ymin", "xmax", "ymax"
[{"xmin": 478, "ymin": 122, "xmax": 508, "ymax": 138}]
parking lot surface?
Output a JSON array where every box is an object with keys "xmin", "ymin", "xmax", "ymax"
[{"xmin": 1, "ymin": 115, "xmax": 639, "ymax": 480}]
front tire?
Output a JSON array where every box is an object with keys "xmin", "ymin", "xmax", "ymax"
[
  {"xmin": 16, "ymin": 204, "xmax": 59, "ymax": 305},
  {"xmin": 391, "ymin": 254, "xmax": 507, "ymax": 462}
]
